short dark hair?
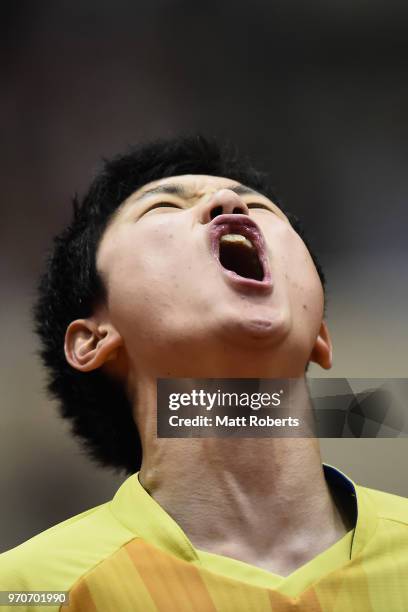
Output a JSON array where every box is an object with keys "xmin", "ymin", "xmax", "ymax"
[{"xmin": 33, "ymin": 135, "xmax": 326, "ymax": 475}]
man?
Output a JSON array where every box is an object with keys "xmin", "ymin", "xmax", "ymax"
[{"xmin": 1, "ymin": 135, "xmax": 407, "ymax": 611}]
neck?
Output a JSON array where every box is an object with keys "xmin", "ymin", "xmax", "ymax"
[{"xmin": 135, "ymin": 375, "xmax": 353, "ymax": 576}]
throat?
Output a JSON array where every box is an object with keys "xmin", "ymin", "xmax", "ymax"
[{"xmin": 219, "ymin": 241, "xmax": 264, "ymax": 280}]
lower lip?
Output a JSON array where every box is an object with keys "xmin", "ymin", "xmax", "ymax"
[{"xmin": 217, "ymin": 263, "xmax": 273, "ymax": 294}]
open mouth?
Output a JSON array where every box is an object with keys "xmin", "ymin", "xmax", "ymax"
[
  {"xmin": 219, "ymin": 234, "xmax": 264, "ymax": 281},
  {"xmin": 208, "ymin": 215, "xmax": 272, "ymax": 291}
]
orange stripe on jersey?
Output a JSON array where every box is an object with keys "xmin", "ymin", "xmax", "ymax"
[
  {"xmin": 198, "ymin": 568, "xmax": 273, "ymax": 611},
  {"xmin": 267, "ymin": 588, "xmax": 323, "ymax": 611},
  {"xmin": 80, "ymin": 543, "xmax": 159, "ymax": 612},
  {"xmin": 64, "ymin": 577, "xmax": 98, "ymax": 612},
  {"xmin": 125, "ymin": 539, "xmax": 217, "ymax": 612}
]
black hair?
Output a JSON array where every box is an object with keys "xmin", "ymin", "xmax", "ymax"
[{"xmin": 33, "ymin": 135, "xmax": 326, "ymax": 475}]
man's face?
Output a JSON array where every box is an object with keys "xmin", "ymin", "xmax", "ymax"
[{"xmin": 96, "ymin": 174, "xmax": 326, "ymax": 378}]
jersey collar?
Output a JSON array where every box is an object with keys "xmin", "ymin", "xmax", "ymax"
[
  {"xmin": 110, "ymin": 462, "xmax": 378, "ymax": 563},
  {"xmin": 323, "ymin": 462, "xmax": 378, "ymax": 559}
]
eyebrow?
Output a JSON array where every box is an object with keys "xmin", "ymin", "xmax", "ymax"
[{"xmin": 133, "ymin": 182, "xmax": 261, "ymax": 203}]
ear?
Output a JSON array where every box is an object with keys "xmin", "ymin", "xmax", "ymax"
[
  {"xmin": 64, "ymin": 318, "xmax": 123, "ymax": 372},
  {"xmin": 309, "ymin": 320, "xmax": 333, "ymax": 370}
]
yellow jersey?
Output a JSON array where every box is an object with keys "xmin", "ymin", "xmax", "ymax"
[{"xmin": 1, "ymin": 464, "xmax": 407, "ymax": 611}]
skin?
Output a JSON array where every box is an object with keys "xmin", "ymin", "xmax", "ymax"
[{"xmin": 64, "ymin": 174, "xmax": 353, "ymax": 577}]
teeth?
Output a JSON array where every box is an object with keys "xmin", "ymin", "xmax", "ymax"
[{"xmin": 220, "ymin": 234, "xmax": 254, "ymax": 249}]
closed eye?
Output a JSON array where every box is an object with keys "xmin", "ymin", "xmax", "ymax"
[
  {"xmin": 142, "ymin": 202, "xmax": 183, "ymax": 214},
  {"xmin": 247, "ymin": 203, "xmax": 275, "ymax": 212}
]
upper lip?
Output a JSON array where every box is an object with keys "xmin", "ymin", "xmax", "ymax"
[{"xmin": 208, "ymin": 214, "xmax": 272, "ymax": 285}]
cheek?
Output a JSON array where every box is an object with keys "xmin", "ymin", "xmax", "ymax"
[
  {"xmin": 106, "ymin": 220, "xmax": 183, "ymax": 285},
  {"xmin": 273, "ymin": 225, "xmax": 324, "ymax": 324},
  {"xmin": 98, "ymin": 222, "xmax": 195, "ymax": 334}
]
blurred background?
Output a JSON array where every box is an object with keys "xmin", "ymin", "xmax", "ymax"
[{"xmin": 1, "ymin": 0, "xmax": 407, "ymax": 552}]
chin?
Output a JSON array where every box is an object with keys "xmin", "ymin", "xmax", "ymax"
[{"xmin": 219, "ymin": 312, "xmax": 291, "ymax": 347}]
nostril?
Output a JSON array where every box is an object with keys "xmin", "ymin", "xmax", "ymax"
[
  {"xmin": 210, "ymin": 205, "xmax": 223, "ymax": 220},
  {"xmin": 233, "ymin": 206, "xmax": 245, "ymax": 214}
]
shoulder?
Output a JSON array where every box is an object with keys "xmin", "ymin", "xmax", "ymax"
[
  {"xmin": 0, "ymin": 501, "xmax": 134, "ymax": 592},
  {"xmin": 357, "ymin": 483, "xmax": 408, "ymax": 525}
]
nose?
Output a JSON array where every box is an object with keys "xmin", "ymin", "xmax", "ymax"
[{"xmin": 199, "ymin": 189, "xmax": 250, "ymax": 224}]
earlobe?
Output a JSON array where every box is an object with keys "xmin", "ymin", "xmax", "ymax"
[
  {"xmin": 309, "ymin": 320, "xmax": 333, "ymax": 370},
  {"xmin": 64, "ymin": 319, "xmax": 123, "ymax": 372}
]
